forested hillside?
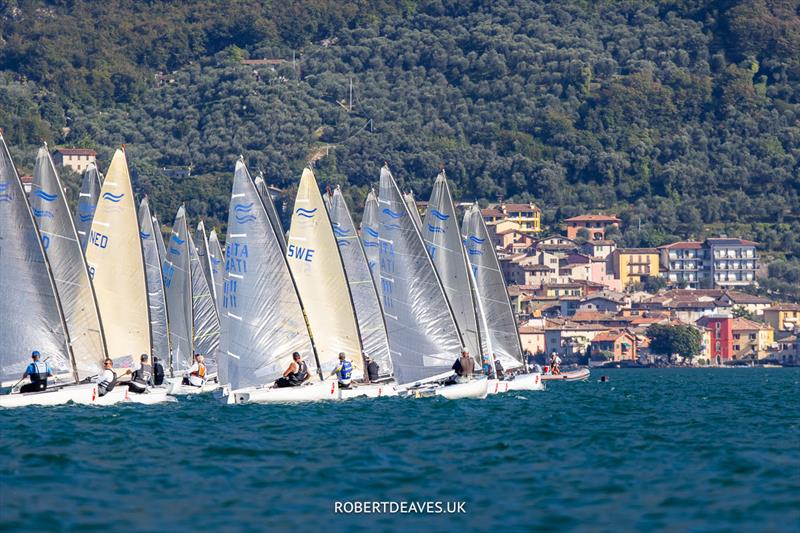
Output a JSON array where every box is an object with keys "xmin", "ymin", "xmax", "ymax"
[{"xmin": 1, "ymin": 0, "xmax": 799, "ymax": 293}]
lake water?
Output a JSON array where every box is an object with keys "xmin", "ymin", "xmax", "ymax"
[{"xmin": 1, "ymin": 369, "xmax": 798, "ymax": 532}]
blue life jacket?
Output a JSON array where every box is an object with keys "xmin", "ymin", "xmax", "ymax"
[
  {"xmin": 27, "ymin": 361, "xmax": 50, "ymax": 383},
  {"xmin": 337, "ymin": 360, "xmax": 353, "ymax": 381}
]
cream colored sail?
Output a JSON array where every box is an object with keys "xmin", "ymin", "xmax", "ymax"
[
  {"xmin": 287, "ymin": 168, "xmax": 363, "ymax": 378},
  {"xmin": 85, "ymin": 149, "xmax": 151, "ymax": 362}
]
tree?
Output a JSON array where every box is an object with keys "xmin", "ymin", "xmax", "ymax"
[
  {"xmin": 643, "ymin": 275, "xmax": 667, "ymax": 294},
  {"xmin": 646, "ymin": 324, "xmax": 703, "ymax": 363},
  {"xmin": 732, "ymin": 306, "xmax": 754, "ymax": 320},
  {"xmin": 575, "ymin": 227, "xmax": 590, "ymax": 244}
]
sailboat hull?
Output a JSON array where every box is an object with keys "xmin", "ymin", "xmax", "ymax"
[
  {"xmin": 433, "ymin": 378, "xmax": 489, "ymax": 400},
  {"xmin": 339, "ymin": 382, "xmax": 399, "ymax": 399},
  {"xmin": 0, "ymin": 383, "xmax": 127, "ymax": 407},
  {"xmin": 166, "ymin": 378, "xmax": 221, "ymax": 395},
  {"xmin": 505, "ymin": 373, "xmax": 545, "ymax": 391},
  {"xmin": 223, "ymin": 380, "xmax": 339, "ymax": 404},
  {"xmin": 487, "ymin": 379, "xmax": 510, "ymax": 395},
  {"xmin": 125, "ymin": 387, "xmax": 175, "ymax": 404},
  {"xmin": 542, "ymin": 369, "xmax": 590, "ymax": 382}
]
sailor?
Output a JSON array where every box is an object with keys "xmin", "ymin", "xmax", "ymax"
[
  {"xmin": 20, "ymin": 351, "xmax": 53, "ymax": 393},
  {"xmin": 364, "ymin": 353, "xmax": 380, "ymax": 383},
  {"xmin": 550, "ymin": 352, "xmax": 562, "ymax": 375},
  {"xmin": 128, "ymin": 354, "xmax": 153, "ymax": 393},
  {"xmin": 494, "ymin": 357, "xmax": 505, "ymax": 380},
  {"xmin": 275, "ymin": 352, "xmax": 310, "ymax": 388},
  {"xmin": 330, "ymin": 352, "xmax": 353, "ymax": 389},
  {"xmin": 183, "ymin": 353, "xmax": 207, "ymax": 387},
  {"xmin": 96, "ymin": 358, "xmax": 118, "ymax": 397},
  {"xmin": 482, "ymin": 353, "xmax": 493, "ymax": 377},
  {"xmin": 152, "ymin": 356, "xmax": 165, "ymax": 386},
  {"xmin": 458, "ymin": 348, "xmax": 475, "ymax": 382}
]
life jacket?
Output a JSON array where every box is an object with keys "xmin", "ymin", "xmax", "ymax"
[
  {"xmin": 133, "ymin": 364, "xmax": 153, "ymax": 385},
  {"xmin": 98, "ymin": 369, "xmax": 117, "ymax": 395},
  {"xmin": 28, "ymin": 361, "xmax": 49, "ymax": 384},
  {"xmin": 153, "ymin": 362, "xmax": 165, "ymax": 385},
  {"xmin": 367, "ymin": 361, "xmax": 379, "ymax": 382},
  {"xmin": 337, "ymin": 360, "xmax": 353, "ymax": 382},
  {"xmin": 289, "ymin": 361, "xmax": 308, "ymax": 383},
  {"xmin": 191, "ymin": 362, "xmax": 206, "ymax": 378}
]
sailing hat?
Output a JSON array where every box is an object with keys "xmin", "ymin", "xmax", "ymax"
[{"xmin": 31, "ymin": 350, "xmax": 41, "ymax": 358}]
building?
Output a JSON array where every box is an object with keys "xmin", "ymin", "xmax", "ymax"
[
  {"xmin": 706, "ymin": 238, "xmax": 758, "ymax": 288},
  {"xmin": 579, "ymin": 291, "xmax": 627, "ymax": 313},
  {"xmin": 763, "ymin": 304, "xmax": 800, "ymax": 336},
  {"xmin": 769, "ymin": 335, "xmax": 798, "ymax": 364},
  {"xmin": 480, "ymin": 207, "xmax": 505, "ymax": 225},
  {"xmin": 696, "ymin": 315, "xmax": 734, "ymax": 363},
  {"xmin": 19, "ymin": 175, "xmax": 33, "ymax": 194},
  {"xmin": 610, "ymin": 248, "xmax": 660, "ymax": 288},
  {"xmin": 519, "ymin": 326, "xmax": 546, "ymax": 355},
  {"xmin": 658, "ymin": 241, "xmax": 707, "ymax": 289},
  {"xmin": 731, "ymin": 318, "xmax": 774, "ymax": 360},
  {"xmin": 544, "ymin": 319, "xmax": 608, "ymax": 358},
  {"xmin": 52, "ymin": 148, "xmax": 97, "ymax": 173},
  {"xmin": 500, "ymin": 202, "xmax": 541, "ymax": 234},
  {"xmin": 591, "ymin": 330, "xmax": 638, "ymax": 362},
  {"xmin": 564, "ymin": 214, "xmax": 621, "ymax": 240},
  {"xmin": 580, "ymin": 240, "xmax": 617, "ymax": 260}
]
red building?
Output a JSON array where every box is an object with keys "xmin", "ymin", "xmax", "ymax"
[{"xmin": 696, "ymin": 315, "xmax": 734, "ymax": 362}]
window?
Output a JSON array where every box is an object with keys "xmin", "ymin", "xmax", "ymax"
[
  {"xmin": 734, "ymin": 345, "xmax": 740, "ymax": 351},
  {"xmin": 733, "ymin": 334, "xmax": 740, "ymax": 340}
]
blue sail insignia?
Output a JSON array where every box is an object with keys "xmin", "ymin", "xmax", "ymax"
[
  {"xmin": 102, "ymin": 192, "xmax": 125, "ymax": 203},
  {"xmin": 32, "ymin": 208, "xmax": 54, "ymax": 219},
  {"xmin": 427, "ymin": 223, "xmax": 445, "ymax": 234},
  {"xmin": 382, "ymin": 208, "xmax": 403, "ymax": 219},
  {"xmin": 364, "ymin": 227, "xmax": 379, "ymax": 238},
  {"xmin": 295, "ymin": 207, "xmax": 317, "ymax": 219},
  {"xmin": 429, "ymin": 209, "xmax": 449, "ymax": 221},
  {"xmin": 33, "ymin": 189, "xmax": 58, "ymax": 202}
]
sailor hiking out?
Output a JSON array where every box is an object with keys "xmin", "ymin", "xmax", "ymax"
[
  {"xmin": 95, "ymin": 358, "xmax": 118, "ymax": 397},
  {"xmin": 20, "ymin": 351, "xmax": 53, "ymax": 393},
  {"xmin": 129, "ymin": 354, "xmax": 154, "ymax": 393},
  {"xmin": 183, "ymin": 353, "xmax": 207, "ymax": 387},
  {"xmin": 275, "ymin": 352, "xmax": 310, "ymax": 388}
]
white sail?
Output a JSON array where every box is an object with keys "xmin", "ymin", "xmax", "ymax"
[
  {"xmin": 221, "ymin": 159, "xmax": 316, "ymax": 390},
  {"xmin": 207, "ymin": 229, "xmax": 225, "ymax": 316},
  {"xmin": 255, "ymin": 173, "xmax": 286, "ymax": 254},
  {"xmin": 153, "ymin": 215, "xmax": 167, "ymax": 262},
  {"xmin": 139, "ymin": 198, "xmax": 170, "ymax": 363},
  {"xmin": 403, "ymin": 190, "xmax": 423, "ymax": 231},
  {"xmin": 0, "ymin": 134, "xmax": 73, "ymax": 383},
  {"xmin": 360, "ymin": 189, "xmax": 381, "ymax": 298},
  {"xmin": 421, "ymin": 172, "xmax": 481, "ymax": 359},
  {"xmin": 163, "ymin": 206, "xmax": 193, "ymax": 373},
  {"xmin": 75, "ymin": 163, "xmax": 103, "ymax": 251},
  {"xmin": 195, "ymin": 221, "xmax": 217, "ymax": 305},
  {"xmin": 328, "ymin": 186, "xmax": 393, "ymax": 377},
  {"xmin": 31, "ymin": 146, "xmax": 107, "ymax": 379},
  {"xmin": 189, "ymin": 231, "xmax": 220, "ymax": 373},
  {"xmin": 84, "ymin": 149, "xmax": 151, "ymax": 363},
  {"xmin": 462, "ymin": 204, "xmax": 524, "ymax": 368},
  {"xmin": 287, "ymin": 168, "xmax": 363, "ymax": 377},
  {"xmin": 378, "ymin": 166, "xmax": 463, "ymax": 385}
]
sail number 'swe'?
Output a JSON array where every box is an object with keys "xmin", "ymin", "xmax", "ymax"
[{"xmin": 287, "ymin": 244, "xmax": 315, "ymax": 262}]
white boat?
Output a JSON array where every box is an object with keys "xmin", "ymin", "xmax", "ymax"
[
  {"xmin": 0, "ymin": 383, "xmax": 128, "ymax": 408},
  {"xmin": 124, "ymin": 387, "xmax": 175, "ymax": 404},
  {"xmin": 505, "ymin": 372, "xmax": 545, "ymax": 391},
  {"xmin": 542, "ymin": 368, "xmax": 591, "ymax": 382},
  {"xmin": 487, "ymin": 378, "xmax": 509, "ymax": 395},
  {"xmin": 166, "ymin": 378, "xmax": 221, "ymax": 395},
  {"xmin": 433, "ymin": 378, "xmax": 489, "ymax": 400},
  {"xmin": 222, "ymin": 380, "xmax": 338, "ymax": 404},
  {"xmin": 339, "ymin": 382, "xmax": 399, "ymax": 399}
]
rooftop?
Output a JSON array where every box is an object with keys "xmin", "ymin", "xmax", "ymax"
[
  {"xmin": 592, "ymin": 330, "xmax": 634, "ymax": 342},
  {"xmin": 54, "ymin": 148, "xmax": 96, "ymax": 156},
  {"xmin": 617, "ymin": 248, "xmax": 659, "ymax": 254},
  {"xmin": 731, "ymin": 318, "xmax": 772, "ymax": 331},
  {"xmin": 658, "ymin": 241, "xmax": 704, "ymax": 250},
  {"xmin": 766, "ymin": 303, "xmax": 800, "ymax": 311},
  {"xmin": 584, "ymin": 240, "xmax": 616, "ymax": 246},
  {"xmin": 706, "ymin": 238, "xmax": 759, "ymax": 247},
  {"xmin": 564, "ymin": 214, "xmax": 621, "ymax": 223}
]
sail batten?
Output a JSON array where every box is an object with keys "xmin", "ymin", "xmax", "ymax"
[
  {"xmin": 221, "ymin": 160, "xmax": 316, "ymax": 390},
  {"xmin": 84, "ymin": 149, "xmax": 151, "ymax": 363},
  {"xmin": 30, "ymin": 146, "xmax": 107, "ymax": 379},
  {"xmin": 0, "ymin": 134, "xmax": 73, "ymax": 383},
  {"xmin": 287, "ymin": 169, "xmax": 363, "ymax": 377},
  {"xmin": 378, "ymin": 166, "xmax": 463, "ymax": 385},
  {"xmin": 329, "ymin": 187, "xmax": 392, "ymax": 377}
]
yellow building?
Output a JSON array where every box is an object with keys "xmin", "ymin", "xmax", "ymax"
[
  {"xmin": 500, "ymin": 202, "xmax": 542, "ymax": 234},
  {"xmin": 611, "ymin": 248, "xmax": 660, "ymax": 288},
  {"xmin": 763, "ymin": 304, "xmax": 800, "ymax": 334},
  {"xmin": 731, "ymin": 318, "xmax": 774, "ymax": 359}
]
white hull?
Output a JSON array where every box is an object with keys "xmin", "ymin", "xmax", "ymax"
[
  {"xmin": 0, "ymin": 383, "xmax": 127, "ymax": 407},
  {"xmin": 339, "ymin": 382, "xmax": 399, "ymax": 399},
  {"xmin": 221, "ymin": 380, "xmax": 339, "ymax": 404},
  {"xmin": 166, "ymin": 378, "xmax": 220, "ymax": 395},
  {"xmin": 125, "ymin": 387, "xmax": 175, "ymax": 404},
  {"xmin": 505, "ymin": 373, "xmax": 545, "ymax": 391},
  {"xmin": 487, "ymin": 379, "xmax": 510, "ymax": 395},
  {"xmin": 542, "ymin": 368, "xmax": 590, "ymax": 382},
  {"xmin": 434, "ymin": 378, "xmax": 489, "ymax": 400}
]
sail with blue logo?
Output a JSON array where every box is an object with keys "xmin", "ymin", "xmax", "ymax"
[
  {"xmin": 462, "ymin": 204, "xmax": 524, "ymax": 369},
  {"xmin": 0, "ymin": 133, "xmax": 73, "ymax": 384},
  {"xmin": 328, "ymin": 186, "xmax": 393, "ymax": 379},
  {"xmin": 378, "ymin": 165, "xmax": 463, "ymax": 385},
  {"xmin": 220, "ymin": 159, "xmax": 316, "ymax": 390},
  {"xmin": 422, "ymin": 171, "xmax": 482, "ymax": 360},
  {"xmin": 207, "ymin": 229, "xmax": 225, "ymax": 316},
  {"xmin": 360, "ymin": 189, "xmax": 381, "ymax": 298},
  {"xmin": 85, "ymin": 149, "xmax": 151, "ymax": 363},
  {"xmin": 195, "ymin": 221, "xmax": 216, "ymax": 306},
  {"xmin": 153, "ymin": 214, "xmax": 167, "ymax": 263},
  {"xmin": 287, "ymin": 168, "xmax": 364, "ymax": 378},
  {"xmin": 189, "ymin": 230, "xmax": 220, "ymax": 375},
  {"xmin": 138, "ymin": 197, "xmax": 170, "ymax": 364},
  {"xmin": 31, "ymin": 145, "xmax": 107, "ymax": 379},
  {"xmin": 163, "ymin": 206, "xmax": 193, "ymax": 374},
  {"xmin": 254, "ymin": 172, "xmax": 286, "ymax": 254},
  {"xmin": 75, "ymin": 163, "xmax": 102, "ymax": 251},
  {"xmin": 403, "ymin": 190, "xmax": 423, "ymax": 232}
]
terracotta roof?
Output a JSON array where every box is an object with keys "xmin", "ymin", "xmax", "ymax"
[
  {"xmin": 658, "ymin": 241, "xmax": 704, "ymax": 250},
  {"xmin": 522, "ymin": 264, "xmax": 552, "ymax": 272},
  {"xmin": 766, "ymin": 303, "xmax": 800, "ymax": 311},
  {"xmin": 19, "ymin": 175, "xmax": 33, "ymax": 184},
  {"xmin": 519, "ymin": 326, "xmax": 544, "ymax": 335},
  {"xmin": 592, "ymin": 330, "xmax": 633, "ymax": 343},
  {"xmin": 706, "ymin": 238, "xmax": 759, "ymax": 247},
  {"xmin": 617, "ymin": 248, "xmax": 659, "ymax": 254},
  {"xmin": 585, "ymin": 240, "xmax": 616, "ymax": 246},
  {"xmin": 502, "ymin": 203, "xmax": 541, "ymax": 213},
  {"xmin": 54, "ymin": 148, "xmax": 96, "ymax": 156},
  {"xmin": 731, "ymin": 318, "xmax": 771, "ymax": 331},
  {"xmin": 481, "ymin": 208, "xmax": 504, "ymax": 217},
  {"xmin": 564, "ymin": 214, "xmax": 621, "ymax": 223},
  {"xmin": 571, "ymin": 310, "xmax": 617, "ymax": 322},
  {"xmin": 721, "ymin": 291, "xmax": 772, "ymax": 305}
]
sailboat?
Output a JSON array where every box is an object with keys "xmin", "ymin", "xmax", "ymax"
[
  {"xmin": 254, "ymin": 172, "xmax": 286, "ymax": 253},
  {"xmin": 188, "ymin": 229, "xmax": 220, "ymax": 374},
  {"xmin": 30, "ymin": 145, "xmax": 107, "ymax": 380},
  {"xmin": 403, "ymin": 190, "xmax": 423, "ymax": 231},
  {"xmin": 218, "ymin": 159, "xmax": 336, "ymax": 404},
  {"xmin": 163, "ymin": 206, "xmax": 193, "ymax": 376},
  {"xmin": 360, "ymin": 189, "xmax": 382, "ymax": 299},
  {"xmin": 377, "ymin": 165, "xmax": 487, "ymax": 399},
  {"xmin": 195, "ymin": 221, "xmax": 217, "ymax": 305},
  {"xmin": 207, "ymin": 229, "xmax": 225, "ymax": 316},
  {"xmin": 0, "ymin": 135, "xmax": 125, "ymax": 406},
  {"xmin": 75, "ymin": 163, "xmax": 103, "ymax": 251},
  {"xmin": 462, "ymin": 204, "xmax": 543, "ymax": 391},
  {"xmin": 328, "ymin": 186, "xmax": 396, "ymax": 398},
  {"xmin": 138, "ymin": 198, "xmax": 170, "ymax": 365},
  {"xmin": 287, "ymin": 168, "xmax": 364, "ymax": 379}
]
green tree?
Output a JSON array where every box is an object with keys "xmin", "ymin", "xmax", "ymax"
[{"xmin": 646, "ymin": 324, "xmax": 703, "ymax": 363}]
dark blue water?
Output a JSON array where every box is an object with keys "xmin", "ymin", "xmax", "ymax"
[{"xmin": 1, "ymin": 369, "xmax": 798, "ymax": 532}]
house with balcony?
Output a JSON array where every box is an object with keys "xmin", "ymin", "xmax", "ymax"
[
  {"xmin": 706, "ymin": 238, "xmax": 758, "ymax": 288},
  {"xmin": 658, "ymin": 241, "xmax": 708, "ymax": 289},
  {"xmin": 696, "ymin": 315, "xmax": 734, "ymax": 363},
  {"xmin": 580, "ymin": 239, "xmax": 617, "ymax": 260},
  {"xmin": 763, "ymin": 304, "xmax": 800, "ymax": 337},
  {"xmin": 610, "ymin": 248, "xmax": 660, "ymax": 288},
  {"xmin": 564, "ymin": 214, "xmax": 621, "ymax": 240},
  {"xmin": 731, "ymin": 318, "xmax": 774, "ymax": 360},
  {"xmin": 591, "ymin": 330, "xmax": 638, "ymax": 362},
  {"xmin": 500, "ymin": 202, "xmax": 542, "ymax": 234}
]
